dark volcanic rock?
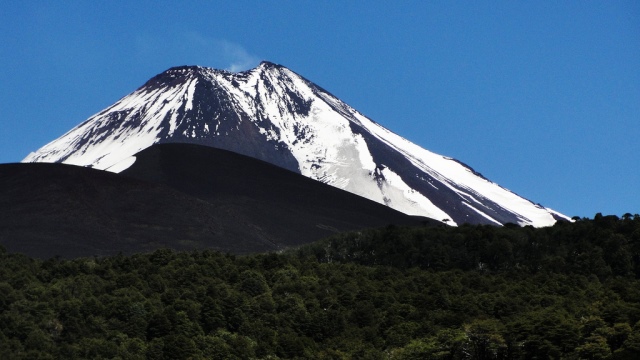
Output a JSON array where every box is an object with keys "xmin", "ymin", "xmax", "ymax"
[{"xmin": 0, "ymin": 144, "xmax": 434, "ymax": 258}]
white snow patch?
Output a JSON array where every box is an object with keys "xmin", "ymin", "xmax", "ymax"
[
  {"xmin": 105, "ymin": 156, "xmax": 137, "ymax": 173},
  {"xmin": 184, "ymin": 78, "xmax": 198, "ymax": 111},
  {"xmin": 380, "ymin": 167, "xmax": 456, "ymax": 224},
  {"xmin": 461, "ymin": 202, "xmax": 503, "ymax": 226}
]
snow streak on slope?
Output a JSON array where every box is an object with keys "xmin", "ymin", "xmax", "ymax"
[{"xmin": 24, "ymin": 62, "xmax": 569, "ymax": 226}]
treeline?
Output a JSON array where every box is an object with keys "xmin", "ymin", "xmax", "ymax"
[
  {"xmin": 298, "ymin": 213, "xmax": 640, "ymax": 278},
  {"xmin": 0, "ymin": 215, "xmax": 638, "ymax": 359}
]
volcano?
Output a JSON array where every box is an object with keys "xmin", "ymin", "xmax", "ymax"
[{"xmin": 24, "ymin": 61, "xmax": 568, "ymax": 226}]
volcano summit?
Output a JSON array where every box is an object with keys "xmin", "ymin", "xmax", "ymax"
[{"xmin": 24, "ymin": 61, "xmax": 567, "ymax": 226}]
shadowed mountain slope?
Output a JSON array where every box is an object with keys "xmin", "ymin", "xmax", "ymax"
[{"xmin": 1, "ymin": 144, "xmax": 434, "ymax": 258}]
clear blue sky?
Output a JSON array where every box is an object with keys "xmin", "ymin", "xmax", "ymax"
[{"xmin": 1, "ymin": 1, "xmax": 638, "ymax": 219}]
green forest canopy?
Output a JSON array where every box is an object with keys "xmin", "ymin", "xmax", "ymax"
[{"xmin": 1, "ymin": 214, "xmax": 639, "ymax": 359}]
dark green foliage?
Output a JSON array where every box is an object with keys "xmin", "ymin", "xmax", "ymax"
[
  {"xmin": 300, "ymin": 215, "xmax": 640, "ymax": 278},
  {"xmin": 0, "ymin": 216, "xmax": 639, "ymax": 358}
]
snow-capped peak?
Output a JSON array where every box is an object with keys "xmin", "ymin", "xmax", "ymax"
[{"xmin": 23, "ymin": 62, "xmax": 570, "ymax": 226}]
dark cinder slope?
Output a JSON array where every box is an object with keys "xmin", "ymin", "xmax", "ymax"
[
  {"xmin": 0, "ymin": 144, "xmax": 435, "ymax": 258},
  {"xmin": 121, "ymin": 143, "xmax": 437, "ymax": 241},
  {"xmin": 0, "ymin": 162, "xmax": 255, "ymax": 258}
]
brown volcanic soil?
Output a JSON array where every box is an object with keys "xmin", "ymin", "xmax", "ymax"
[{"xmin": 0, "ymin": 144, "xmax": 436, "ymax": 259}]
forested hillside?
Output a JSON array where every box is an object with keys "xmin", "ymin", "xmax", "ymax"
[{"xmin": 1, "ymin": 214, "xmax": 639, "ymax": 359}]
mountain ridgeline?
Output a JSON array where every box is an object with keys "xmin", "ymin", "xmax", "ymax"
[{"xmin": 23, "ymin": 62, "xmax": 568, "ymax": 227}]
